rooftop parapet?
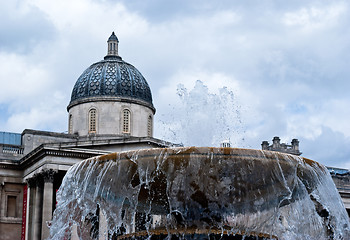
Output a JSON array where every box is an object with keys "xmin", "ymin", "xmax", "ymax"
[{"xmin": 261, "ymin": 136, "xmax": 301, "ymax": 156}]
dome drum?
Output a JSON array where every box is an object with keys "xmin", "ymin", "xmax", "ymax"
[{"xmin": 68, "ymin": 101, "xmax": 154, "ymax": 137}]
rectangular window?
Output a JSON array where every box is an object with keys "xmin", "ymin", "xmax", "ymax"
[{"xmin": 7, "ymin": 195, "xmax": 17, "ymax": 217}]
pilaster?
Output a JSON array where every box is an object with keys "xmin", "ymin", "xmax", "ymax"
[
  {"xmin": 26, "ymin": 178, "xmax": 37, "ymax": 240},
  {"xmin": 41, "ymin": 169, "xmax": 57, "ymax": 240},
  {"xmin": 33, "ymin": 174, "xmax": 43, "ymax": 240}
]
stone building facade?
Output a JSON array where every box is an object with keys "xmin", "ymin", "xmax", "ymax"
[{"xmin": 0, "ymin": 33, "xmax": 178, "ymax": 240}]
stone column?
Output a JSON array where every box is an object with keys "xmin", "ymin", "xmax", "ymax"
[
  {"xmin": 26, "ymin": 178, "xmax": 37, "ymax": 240},
  {"xmin": 41, "ymin": 169, "xmax": 56, "ymax": 240},
  {"xmin": 33, "ymin": 174, "xmax": 43, "ymax": 240}
]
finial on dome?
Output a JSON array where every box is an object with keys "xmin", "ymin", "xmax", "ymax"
[{"xmin": 107, "ymin": 32, "xmax": 119, "ymax": 57}]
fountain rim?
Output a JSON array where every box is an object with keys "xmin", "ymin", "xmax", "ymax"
[
  {"xmin": 117, "ymin": 227, "xmax": 278, "ymax": 240},
  {"xmin": 94, "ymin": 146, "xmax": 321, "ymax": 169}
]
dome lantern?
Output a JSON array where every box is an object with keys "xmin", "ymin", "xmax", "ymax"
[{"xmin": 106, "ymin": 32, "xmax": 119, "ymax": 58}]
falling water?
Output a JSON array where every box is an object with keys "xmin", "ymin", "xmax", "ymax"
[{"xmin": 49, "ymin": 147, "xmax": 350, "ymax": 239}]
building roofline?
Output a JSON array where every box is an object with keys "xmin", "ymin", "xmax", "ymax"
[
  {"xmin": 18, "ymin": 136, "xmax": 180, "ymax": 168},
  {"xmin": 18, "ymin": 145, "xmax": 108, "ymax": 170},
  {"xmin": 21, "ymin": 129, "xmax": 78, "ymax": 139}
]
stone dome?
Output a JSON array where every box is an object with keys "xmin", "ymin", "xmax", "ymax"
[{"xmin": 68, "ymin": 33, "xmax": 154, "ymax": 111}]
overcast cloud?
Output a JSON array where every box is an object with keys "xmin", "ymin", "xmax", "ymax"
[{"xmin": 1, "ymin": 0, "xmax": 350, "ymax": 168}]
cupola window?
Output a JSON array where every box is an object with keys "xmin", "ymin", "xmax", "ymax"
[
  {"xmin": 122, "ymin": 109, "xmax": 131, "ymax": 134},
  {"xmin": 89, "ymin": 109, "xmax": 97, "ymax": 133},
  {"xmin": 147, "ymin": 115, "xmax": 152, "ymax": 137}
]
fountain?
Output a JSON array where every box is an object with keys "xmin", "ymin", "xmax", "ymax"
[
  {"xmin": 157, "ymin": 80, "xmax": 245, "ymax": 148},
  {"xmin": 49, "ymin": 147, "xmax": 350, "ymax": 239}
]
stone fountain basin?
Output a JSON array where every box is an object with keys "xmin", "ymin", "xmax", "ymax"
[
  {"xmin": 75, "ymin": 148, "xmax": 323, "ymax": 224},
  {"xmin": 97, "ymin": 147, "xmax": 320, "ymax": 207},
  {"xmin": 51, "ymin": 147, "xmax": 350, "ymax": 239}
]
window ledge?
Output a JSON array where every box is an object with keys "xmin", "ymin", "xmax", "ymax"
[{"xmin": 0, "ymin": 217, "xmax": 22, "ymax": 224}]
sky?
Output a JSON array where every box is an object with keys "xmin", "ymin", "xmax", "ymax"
[{"xmin": 1, "ymin": 0, "xmax": 350, "ymax": 168}]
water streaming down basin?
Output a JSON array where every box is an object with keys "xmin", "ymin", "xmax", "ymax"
[{"xmin": 49, "ymin": 147, "xmax": 350, "ymax": 239}]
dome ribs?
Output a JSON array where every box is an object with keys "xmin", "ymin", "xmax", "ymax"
[{"xmin": 69, "ymin": 59, "xmax": 154, "ymax": 110}]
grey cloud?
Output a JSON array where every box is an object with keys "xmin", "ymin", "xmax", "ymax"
[
  {"xmin": 0, "ymin": 1, "xmax": 56, "ymax": 53},
  {"xmin": 115, "ymin": 0, "xmax": 316, "ymax": 23},
  {"xmin": 1, "ymin": 0, "xmax": 350, "ymax": 168},
  {"xmin": 301, "ymin": 127, "xmax": 350, "ymax": 167}
]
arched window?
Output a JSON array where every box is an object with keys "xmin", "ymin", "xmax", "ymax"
[
  {"xmin": 147, "ymin": 115, "xmax": 152, "ymax": 137},
  {"xmin": 122, "ymin": 109, "xmax": 131, "ymax": 134},
  {"xmin": 68, "ymin": 114, "xmax": 73, "ymax": 134},
  {"xmin": 89, "ymin": 109, "xmax": 97, "ymax": 133}
]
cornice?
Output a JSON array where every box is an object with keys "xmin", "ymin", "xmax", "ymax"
[
  {"xmin": 0, "ymin": 137, "xmax": 180, "ymax": 170},
  {"xmin": 67, "ymin": 96, "xmax": 156, "ymax": 113}
]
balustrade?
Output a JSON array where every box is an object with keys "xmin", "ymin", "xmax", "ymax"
[{"xmin": 1, "ymin": 144, "xmax": 24, "ymax": 154}]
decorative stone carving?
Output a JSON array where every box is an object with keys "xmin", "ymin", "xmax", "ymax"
[
  {"xmin": 32, "ymin": 173, "xmax": 44, "ymax": 188},
  {"xmin": 42, "ymin": 169, "xmax": 57, "ymax": 183},
  {"xmin": 261, "ymin": 136, "xmax": 302, "ymax": 156}
]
